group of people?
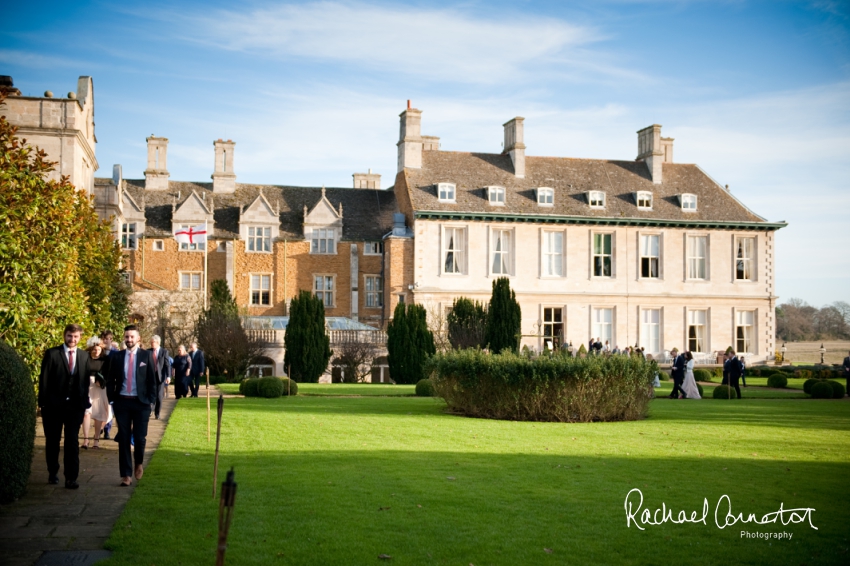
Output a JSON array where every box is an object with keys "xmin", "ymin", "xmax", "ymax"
[
  {"xmin": 38, "ymin": 324, "xmax": 205, "ymax": 489},
  {"xmin": 668, "ymin": 347, "xmax": 745, "ymax": 399}
]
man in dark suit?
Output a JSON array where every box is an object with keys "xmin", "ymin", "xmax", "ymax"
[
  {"xmin": 843, "ymin": 351, "xmax": 850, "ymax": 397},
  {"xmin": 148, "ymin": 335, "xmax": 171, "ymax": 419},
  {"xmin": 105, "ymin": 324, "xmax": 157, "ymax": 486},
  {"xmin": 38, "ymin": 323, "xmax": 90, "ymax": 489},
  {"xmin": 722, "ymin": 349, "xmax": 743, "ymax": 399},
  {"xmin": 189, "ymin": 342, "xmax": 206, "ymax": 398},
  {"xmin": 669, "ymin": 348, "xmax": 685, "ymax": 399}
]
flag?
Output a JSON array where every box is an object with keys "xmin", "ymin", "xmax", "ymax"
[{"xmin": 174, "ymin": 224, "xmax": 207, "ymax": 245}]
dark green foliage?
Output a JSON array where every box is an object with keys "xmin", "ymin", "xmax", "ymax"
[
  {"xmin": 696, "ymin": 383, "xmax": 704, "ymax": 397},
  {"xmin": 240, "ymin": 378, "xmax": 260, "ymax": 397},
  {"xmin": 426, "ymin": 349, "xmax": 656, "ymax": 422},
  {"xmin": 484, "ymin": 278, "xmax": 521, "ymax": 354},
  {"xmin": 803, "ymin": 378, "xmax": 819, "ymax": 394},
  {"xmin": 284, "ymin": 290, "xmax": 332, "ymax": 383},
  {"xmin": 725, "ymin": 346, "xmax": 734, "ymax": 354},
  {"xmin": 693, "ymin": 369, "xmax": 712, "ymax": 382},
  {"xmin": 810, "ymin": 381, "xmax": 834, "ymax": 399},
  {"xmin": 795, "ymin": 369, "xmax": 813, "ymax": 380},
  {"xmin": 767, "ymin": 374, "xmax": 788, "ymax": 388},
  {"xmin": 208, "ymin": 375, "xmax": 228, "ymax": 385},
  {"xmin": 0, "ymin": 341, "xmax": 36, "ymax": 503},
  {"xmin": 386, "ymin": 302, "xmax": 436, "ymax": 384},
  {"xmin": 257, "ymin": 376, "xmax": 284, "ymax": 398},
  {"xmin": 415, "ymin": 378, "xmax": 435, "ymax": 397},
  {"xmin": 447, "ymin": 297, "xmax": 487, "ymax": 350},
  {"xmin": 818, "ymin": 369, "xmax": 833, "ymax": 380},
  {"xmin": 577, "ymin": 343, "xmax": 588, "ymax": 356},
  {"xmin": 713, "ymin": 367, "xmax": 724, "ymax": 380},
  {"xmin": 828, "ymin": 380, "xmax": 845, "ymax": 399},
  {"xmin": 279, "ymin": 378, "xmax": 298, "ymax": 396},
  {"xmin": 712, "ymin": 385, "xmax": 738, "ymax": 399},
  {"xmin": 209, "ymin": 280, "xmax": 239, "ymax": 319}
]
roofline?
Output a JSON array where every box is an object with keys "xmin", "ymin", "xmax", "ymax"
[{"xmin": 414, "ymin": 210, "xmax": 787, "ymax": 231}]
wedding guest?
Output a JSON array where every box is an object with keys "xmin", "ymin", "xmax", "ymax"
[
  {"xmin": 148, "ymin": 335, "xmax": 170, "ymax": 419},
  {"xmin": 722, "ymin": 349, "xmax": 743, "ymax": 399},
  {"xmin": 38, "ymin": 324, "xmax": 90, "ymax": 488},
  {"xmin": 740, "ymin": 356, "xmax": 748, "ymax": 387},
  {"xmin": 99, "ymin": 330, "xmax": 118, "ymax": 440},
  {"xmin": 669, "ymin": 348, "xmax": 685, "ymax": 399},
  {"xmin": 171, "ymin": 345, "xmax": 192, "ymax": 399},
  {"xmin": 188, "ymin": 342, "xmax": 206, "ymax": 397},
  {"xmin": 680, "ymin": 351, "xmax": 701, "ymax": 399},
  {"xmin": 843, "ymin": 350, "xmax": 850, "ymax": 397},
  {"xmin": 82, "ymin": 337, "xmax": 112, "ymax": 449}
]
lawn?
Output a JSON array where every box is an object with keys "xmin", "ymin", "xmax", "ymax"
[
  {"xmin": 216, "ymin": 382, "xmax": 416, "ymax": 396},
  {"xmin": 101, "ymin": 393, "xmax": 850, "ymax": 565}
]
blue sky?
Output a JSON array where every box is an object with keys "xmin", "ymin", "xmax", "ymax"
[{"xmin": 2, "ymin": 0, "xmax": 848, "ymax": 305}]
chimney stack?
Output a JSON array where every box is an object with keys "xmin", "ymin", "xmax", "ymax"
[
  {"xmin": 636, "ymin": 125, "xmax": 670, "ymax": 184},
  {"xmin": 503, "ymin": 117, "xmax": 526, "ymax": 178},
  {"xmin": 397, "ymin": 106, "xmax": 423, "ymax": 172},
  {"xmin": 144, "ymin": 136, "xmax": 169, "ymax": 190},
  {"xmin": 353, "ymin": 168, "xmax": 381, "ymax": 189},
  {"xmin": 212, "ymin": 139, "xmax": 236, "ymax": 193}
]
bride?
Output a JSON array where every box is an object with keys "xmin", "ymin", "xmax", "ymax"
[{"xmin": 680, "ymin": 351, "xmax": 701, "ymax": 399}]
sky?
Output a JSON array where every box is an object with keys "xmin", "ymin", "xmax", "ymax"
[{"xmin": 2, "ymin": 0, "xmax": 848, "ymax": 306}]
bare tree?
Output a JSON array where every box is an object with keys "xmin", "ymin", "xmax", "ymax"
[
  {"xmin": 332, "ymin": 335, "xmax": 380, "ymax": 383},
  {"xmin": 196, "ymin": 311, "xmax": 268, "ymax": 380}
]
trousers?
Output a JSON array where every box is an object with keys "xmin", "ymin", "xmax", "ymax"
[
  {"xmin": 41, "ymin": 401, "xmax": 85, "ymax": 480},
  {"xmin": 113, "ymin": 397, "xmax": 151, "ymax": 478}
]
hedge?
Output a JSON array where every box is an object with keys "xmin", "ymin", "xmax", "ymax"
[
  {"xmin": 257, "ymin": 376, "xmax": 284, "ymax": 398},
  {"xmin": 280, "ymin": 378, "xmax": 298, "ymax": 396},
  {"xmin": 425, "ymin": 349, "xmax": 656, "ymax": 422},
  {"xmin": 0, "ymin": 341, "xmax": 36, "ymax": 503},
  {"xmin": 712, "ymin": 385, "xmax": 738, "ymax": 399},
  {"xmin": 415, "ymin": 378, "xmax": 436, "ymax": 397},
  {"xmin": 767, "ymin": 374, "xmax": 788, "ymax": 389},
  {"xmin": 693, "ymin": 369, "xmax": 712, "ymax": 382},
  {"xmin": 810, "ymin": 381, "xmax": 834, "ymax": 399}
]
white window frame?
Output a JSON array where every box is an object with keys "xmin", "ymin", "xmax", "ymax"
[
  {"xmin": 640, "ymin": 308, "xmax": 662, "ymax": 355},
  {"xmin": 636, "ymin": 191, "xmax": 653, "ymax": 210},
  {"xmin": 536, "ymin": 187, "xmax": 554, "ymax": 206},
  {"xmin": 178, "ymin": 224, "xmax": 206, "ymax": 251},
  {"xmin": 639, "ymin": 233, "xmax": 661, "ymax": 279},
  {"xmin": 249, "ymin": 274, "xmax": 272, "ymax": 306},
  {"xmin": 490, "ymin": 227, "xmax": 513, "ymax": 276},
  {"xmin": 442, "ymin": 226, "xmax": 467, "ymax": 275},
  {"xmin": 313, "ymin": 275, "xmax": 335, "ymax": 308},
  {"xmin": 179, "ymin": 271, "xmax": 203, "ymax": 291},
  {"xmin": 364, "ymin": 275, "xmax": 383, "ymax": 308},
  {"xmin": 119, "ymin": 271, "xmax": 132, "ymax": 286},
  {"xmin": 588, "ymin": 191, "xmax": 606, "ymax": 209},
  {"xmin": 541, "ymin": 229, "xmax": 565, "ymax": 278},
  {"xmin": 592, "ymin": 307, "xmax": 614, "ymax": 347},
  {"xmin": 735, "ymin": 310, "xmax": 755, "ymax": 354},
  {"xmin": 152, "ymin": 239, "xmax": 164, "ymax": 252},
  {"xmin": 687, "ymin": 309, "xmax": 707, "ymax": 353},
  {"xmin": 542, "ymin": 306, "xmax": 564, "ymax": 349},
  {"xmin": 681, "ymin": 193, "xmax": 698, "ymax": 211},
  {"xmin": 121, "ymin": 222, "xmax": 137, "ymax": 250},
  {"xmin": 438, "ymin": 183, "xmax": 456, "ymax": 203},
  {"xmin": 686, "ymin": 235, "xmax": 708, "ymax": 280},
  {"xmin": 487, "ymin": 186, "xmax": 506, "ymax": 206},
  {"xmin": 592, "ymin": 232, "xmax": 614, "ymax": 278},
  {"xmin": 310, "ymin": 228, "xmax": 336, "ymax": 255},
  {"xmin": 735, "ymin": 236, "xmax": 756, "ymax": 281},
  {"xmin": 247, "ymin": 226, "xmax": 272, "ymax": 253},
  {"xmin": 363, "ymin": 241, "xmax": 383, "ymax": 255}
]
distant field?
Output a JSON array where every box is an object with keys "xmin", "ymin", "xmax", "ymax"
[{"xmin": 782, "ymin": 341, "xmax": 850, "ymax": 365}]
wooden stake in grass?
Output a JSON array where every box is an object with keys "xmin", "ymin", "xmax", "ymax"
[
  {"xmin": 213, "ymin": 394, "xmax": 224, "ymax": 499},
  {"xmin": 216, "ymin": 467, "xmax": 237, "ymax": 566},
  {"xmin": 207, "ymin": 369, "xmax": 211, "ymax": 443}
]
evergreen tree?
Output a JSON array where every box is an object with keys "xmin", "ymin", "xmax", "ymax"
[
  {"xmin": 208, "ymin": 279, "xmax": 238, "ymax": 319},
  {"xmin": 284, "ymin": 290, "xmax": 332, "ymax": 383},
  {"xmin": 447, "ymin": 297, "xmax": 487, "ymax": 349},
  {"xmin": 387, "ymin": 302, "xmax": 435, "ymax": 384},
  {"xmin": 484, "ymin": 277, "xmax": 521, "ymax": 354}
]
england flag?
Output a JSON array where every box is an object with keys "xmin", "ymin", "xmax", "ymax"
[{"xmin": 174, "ymin": 224, "xmax": 207, "ymax": 245}]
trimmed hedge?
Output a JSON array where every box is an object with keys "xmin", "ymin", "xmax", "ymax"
[
  {"xmin": 696, "ymin": 383, "xmax": 704, "ymax": 397},
  {"xmin": 280, "ymin": 378, "xmax": 298, "ymax": 396},
  {"xmin": 415, "ymin": 378, "xmax": 435, "ymax": 397},
  {"xmin": 712, "ymin": 385, "xmax": 738, "ymax": 399},
  {"xmin": 0, "ymin": 341, "xmax": 36, "ymax": 503},
  {"xmin": 829, "ymin": 380, "xmax": 845, "ymax": 399},
  {"xmin": 426, "ymin": 349, "xmax": 656, "ymax": 422},
  {"xmin": 693, "ymin": 369, "xmax": 712, "ymax": 382},
  {"xmin": 257, "ymin": 376, "xmax": 284, "ymax": 398},
  {"xmin": 810, "ymin": 381, "xmax": 833, "ymax": 399},
  {"xmin": 803, "ymin": 378, "xmax": 819, "ymax": 394},
  {"xmin": 767, "ymin": 374, "xmax": 788, "ymax": 389},
  {"xmin": 239, "ymin": 378, "xmax": 260, "ymax": 397}
]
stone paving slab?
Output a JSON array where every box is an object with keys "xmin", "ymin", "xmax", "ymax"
[{"xmin": 0, "ymin": 393, "xmax": 181, "ymax": 566}]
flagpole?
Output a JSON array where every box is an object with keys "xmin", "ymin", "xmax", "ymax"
[{"xmin": 204, "ymin": 220, "xmax": 209, "ymax": 310}]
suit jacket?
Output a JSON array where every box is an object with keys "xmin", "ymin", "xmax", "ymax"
[
  {"xmin": 105, "ymin": 348, "xmax": 158, "ymax": 404},
  {"xmin": 147, "ymin": 347, "xmax": 171, "ymax": 385},
  {"xmin": 726, "ymin": 357, "xmax": 743, "ymax": 380},
  {"xmin": 38, "ymin": 345, "xmax": 91, "ymax": 410},
  {"xmin": 843, "ymin": 356, "xmax": 850, "ymax": 375},
  {"xmin": 671, "ymin": 355, "xmax": 685, "ymax": 381},
  {"xmin": 190, "ymin": 349, "xmax": 206, "ymax": 377}
]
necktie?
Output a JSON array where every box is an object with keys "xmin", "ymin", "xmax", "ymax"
[
  {"xmin": 127, "ymin": 350, "xmax": 135, "ymax": 396},
  {"xmin": 68, "ymin": 350, "xmax": 74, "ymax": 374},
  {"xmin": 153, "ymin": 349, "xmax": 158, "ymax": 371}
]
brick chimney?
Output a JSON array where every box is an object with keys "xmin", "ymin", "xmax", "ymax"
[
  {"xmin": 503, "ymin": 117, "xmax": 526, "ymax": 178},
  {"xmin": 353, "ymin": 168, "xmax": 381, "ymax": 189},
  {"xmin": 144, "ymin": 136, "xmax": 169, "ymax": 190},
  {"xmin": 212, "ymin": 139, "xmax": 236, "ymax": 193},
  {"xmin": 636, "ymin": 125, "xmax": 671, "ymax": 184},
  {"xmin": 397, "ymin": 103, "xmax": 423, "ymax": 172}
]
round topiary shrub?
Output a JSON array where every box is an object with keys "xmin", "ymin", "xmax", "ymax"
[
  {"xmin": 767, "ymin": 374, "xmax": 788, "ymax": 389},
  {"xmin": 829, "ymin": 380, "xmax": 845, "ymax": 399},
  {"xmin": 257, "ymin": 376, "xmax": 284, "ymax": 398},
  {"xmin": 696, "ymin": 383, "xmax": 704, "ymax": 397},
  {"xmin": 712, "ymin": 385, "xmax": 738, "ymax": 399},
  {"xmin": 0, "ymin": 341, "xmax": 37, "ymax": 503},
  {"xmin": 279, "ymin": 377, "xmax": 298, "ymax": 396},
  {"xmin": 810, "ymin": 381, "xmax": 834, "ymax": 399},
  {"xmin": 415, "ymin": 378, "xmax": 435, "ymax": 397},
  {"xmin": 693, "ymin": 369, "xmax": 712, "ymax": 382},
  {"xmin": 241, "ymin": 377, "xmax": 261, "ymax": 397},
  {"xmin": 803, "ymin": 378, "xmax": 820, "ymax": 394}
]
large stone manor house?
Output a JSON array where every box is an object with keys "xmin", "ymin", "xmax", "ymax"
[{"xmin": 2, "ymin": 76, "xmax": 786, "ymax": 373}]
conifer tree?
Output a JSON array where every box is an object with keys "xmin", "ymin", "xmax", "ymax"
[
  {"xmin": 284, "ymin": 290, "xmax": 332, "ymax": 383},
  {"xmin": 484, "ymin": 277, "xmax": 521, "ymax": 354},
  {"xmin": 447, "ymin": 297, "xmax": 487, "ymax": 349},
  {"xmin": 387, "ymin": 302, "xmax": 435, "ymax": 384}
]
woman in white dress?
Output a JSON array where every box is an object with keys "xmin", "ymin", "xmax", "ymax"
[
  {"xmin": 680, "ymin": 351, "xmax": 701, "ymax": 399},
  {"xmin": 81, "ymin": 337, "xmax": 113, "ymax": 449}
]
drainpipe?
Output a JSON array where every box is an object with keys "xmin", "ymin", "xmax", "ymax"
[{"xmin": 283, "ymin": 239, "xmax": 287, "ymax": 314}]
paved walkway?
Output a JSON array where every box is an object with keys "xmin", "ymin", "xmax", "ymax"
[{"xmin": 0, "ymin": 397, "xmax": 178, "ymax": 566}]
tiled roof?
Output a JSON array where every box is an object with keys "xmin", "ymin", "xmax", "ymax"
[
  {"xmin": 402, "ymin": 151, "xmax": 770, "ymax": 224},
  {"xmin": 120, "ymin": 180, "xmax": 397, "ymax": 240}
]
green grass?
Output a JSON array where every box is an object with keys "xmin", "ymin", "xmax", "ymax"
[
  {"xmin": 101, "ymin": 394, "xmax": 850, "ymax": 565},
  {"xmin": 216, "ymin": 382, "xmax": 416, "ymax": 396}
]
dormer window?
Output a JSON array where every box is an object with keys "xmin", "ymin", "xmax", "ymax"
[
  {"xmin": 680, "ymin": 194, "xmax": 697, "ymax": 211},
  {"xmin": 588, "ymin": 191, "xmax": 606, "ymax": 209},
  {"xmin": 488, "ymin": 186, "xmax": 506, "ymax": 205},
  {"xmin": 536, "ymin": 187, "xmax": 554, "ymax": 206},
  {"xmin": 438, "ymin": 183, "xmax": 456, "ymax": 202},
  {"xmin": 636, "ymin": 191, "xmax": 653, "ymax": 210}
]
